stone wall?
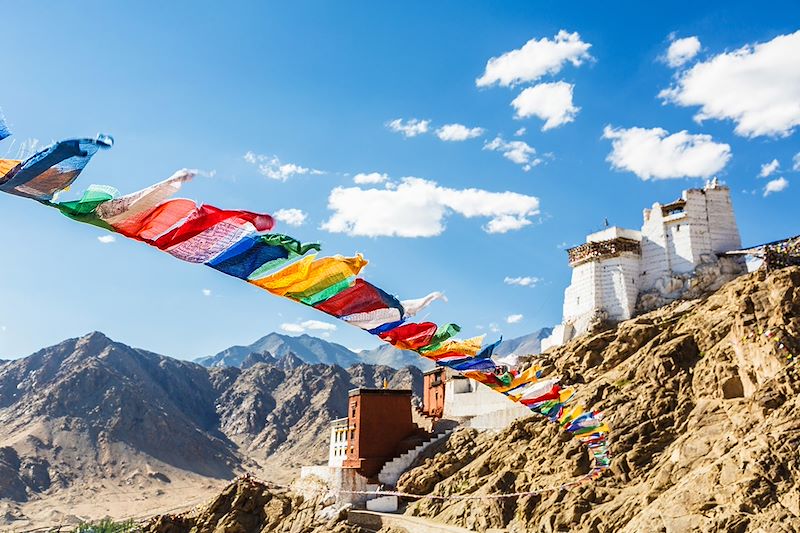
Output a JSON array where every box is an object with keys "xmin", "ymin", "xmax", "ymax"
[
  {"xmin": 563, "ymin": 261, "xmax": 599, "ymax": 323},
  {"xmin": 640, "ymin": 182, "xmax": 741, "ymax": 294},
  {"xmin": 546, "ymin": 181, "xmax": 744, "ymax": 352}
]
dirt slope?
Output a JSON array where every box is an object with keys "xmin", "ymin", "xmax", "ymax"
[{"xmin": 394, "ymin": 268, "xmax": 800, "ymax": 532}]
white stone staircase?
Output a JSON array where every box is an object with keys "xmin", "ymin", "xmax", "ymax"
[
  {"xmin": 377, "ymin": 428, "xmax": 454, "ymax": 486},
  {"xmin": 411, "ymin": 403, "xmax": 439, "ymax": 433}
]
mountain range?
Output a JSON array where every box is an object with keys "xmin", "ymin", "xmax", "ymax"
[
  {"xmin": 0, "ymin": 331, "xmax": 422, "ymax": 526},
  {"xmin": 194, "ymin": 328, "xmax": 553, "ymax": 371}
]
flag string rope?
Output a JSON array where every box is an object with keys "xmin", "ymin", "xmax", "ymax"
[{"xmin": 0, "ymin": 129, "xmax": 611, "ymax": 483}]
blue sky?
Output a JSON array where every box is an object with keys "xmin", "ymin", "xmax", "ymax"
[{"xmin": 1, "ymin": 1, "xmax": 799, "ymax": 360}]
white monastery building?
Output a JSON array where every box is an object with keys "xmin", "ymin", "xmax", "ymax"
[{"xmin": 543, "ymin": 179, "xmax": 745, "ymax": 351}]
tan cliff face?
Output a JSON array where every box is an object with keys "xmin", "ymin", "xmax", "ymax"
[
  {"xmin": 394, "ymin": 267, "xmax": 800, "ymax": 532},
  {"xmin": 143, "ymin": 268, "xmax": 799, "ymax": 533}
]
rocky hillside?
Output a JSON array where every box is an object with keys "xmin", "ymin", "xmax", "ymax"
[
  {"xmin": 390, "ymin": 267, "xmax": 800, "ymax": 531},
  {"xmin": 0, "ymin": 333, "xmax": 421, "ymax": 526},
  {"xmin": 144, "ymin": 476, "xmax": 363, "ymax": 533}
]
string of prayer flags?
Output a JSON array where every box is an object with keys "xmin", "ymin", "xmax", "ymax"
[{"xmin": 0, "ymin": 131, "xmax": 612, "ymax": 485}]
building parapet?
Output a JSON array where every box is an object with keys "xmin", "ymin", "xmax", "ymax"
[
  {"xmin": 567, "ymin": 237, "xmax": 641, "ymax": 266},
  {"xmin": 348, "ymin": 388, "xmax": 413, "ymax": 397}
]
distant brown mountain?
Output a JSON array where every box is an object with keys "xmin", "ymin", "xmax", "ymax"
[{"xmin": 0, "ymin": 332, "xmax": 422, "ymax": 526}]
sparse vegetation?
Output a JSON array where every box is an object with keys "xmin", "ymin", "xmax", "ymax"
[{"xmin": 71, "ymin": 519, "xmax": 139, "ymax": 533}]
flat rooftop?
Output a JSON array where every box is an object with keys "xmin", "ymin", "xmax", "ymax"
[{"xmin": 348, "ymin": 388, "xmax": 413, "ymax": 397}]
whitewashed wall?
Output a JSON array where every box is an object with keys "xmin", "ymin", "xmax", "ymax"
[
  {"xmin": 596, "ymin": 253, "xmax": 640, "ymax": 321},
  {"xmin": 549, "ymin": 181, "xmax": 741, "ymax": 349},
  {"xmin": 563, "ymin": 261, "xmax": 598, "ymax": 322},
  {"xmin": 706, "ymin": 187, "xmax": 741, "ymax": 253},
  {"xmin": 443, "ymin": 379, "xmax": 517, "ymax": 419}
]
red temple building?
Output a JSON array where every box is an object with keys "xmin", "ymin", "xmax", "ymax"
[
  {"xmin": 342, "ymin": 388, "xmax": 425, "ymax": 478},
  {"xmin": 422, "ymin": 367, "xmax": 445, "ymax": 418}
]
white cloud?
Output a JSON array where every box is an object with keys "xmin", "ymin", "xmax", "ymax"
[
  {"xmin": 489, "ymin": 323, "xmax": 500, "ymax": 333},
  {"xmin": 759, "ymin": 159, "xmax": 780, "ymax": 178},
  {"xmin": 301, "ymin": 320, "xmax": 337, "ymax": 331},
  {"xmin": 514, "ymin": 127, "xmax": 527, "ymax": 137},
  {"xmin": 435, "ymin": 123, "xmax": 485, "ymax": 141},
  {"xmin": 322, "ymin": 177, "xmax": 540, "ymax": 237},
  {"xmin": 506, "ymin": 314, "xmax": 524, "ymax": 324},
  {"xmin": 280, "ymin": 319, "xmax": 338, "ymax": 334},
  {"xmin": 659, "ymin": 31, "xmax": 800, "ymax": 138},
  {"xmin": 202, "ymin": 289, "xmax": 212, "ymax": 297},
  {"xmin": 665, "ymin": 36, "xmax": 701, "ymax": 68},
  {"xmin": 386, "ymin": 118, "xmax": 430, "ymax": 138},
  {"xmin": 484, "ymin": 215, "xmax": 532, "ymax": 234},
  {"xmin": 511, "ymin": 81, "xmax": 579, "ymax": 130},
  {"xmin": 483, "ymin": 136, "xmax": 541, "ymax": 171},
  {"xmin": 353, "ymin": 172, "xmax": 389, "ymax": 184},
  {"xmin": 504, "ymin": 276, "xmax": 542, "ymax": 287},
  {"xmin": 602, "ymin": 125, "xmax": 731, "ymax": 180},
  {"xmin": 243, "ymin": 151, "xmax": 323, "ymax": 181},
  {"xmin": 97, "ymin": 235, "xmax": 116, "ymax": 244},
  {"xmin": 793, "ymin": 152, "xmax": 800, "ymax": 171},
  {"xmin": 274, "ymin": 208, "xmax": 308, "ymax": 226},
  {"xmin": 476, "ymin": 30, "xmax": 592, "ymax": 87},
  {"xmin": 763, "ymin": 177, "xmax": 789, "ymax": 197}
]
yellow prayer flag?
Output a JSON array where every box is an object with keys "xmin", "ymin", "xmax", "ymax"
[
  {"xmin": 0, "ymin": 159, "xmax": 21, "ymax": 178},
  {"xmin": 424, "ymin": 336, "xmax": 485, "ymax": 359},
  {"xmin": 250, "ymin": 254, "xmax": 367, "ymax": 296},
  {"xmin": 492, "ymin": 366, "xmax": 539, "ymax": 393}
]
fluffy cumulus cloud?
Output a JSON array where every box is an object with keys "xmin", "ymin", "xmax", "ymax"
[
  {"xmin": 353, "ymin": 172, "xmax": 389, "ymax": 184},
  {"xmin": 511, "ymin": 81, "xmax": 579, "ymax": 130},
  {"xmin": 280, "ymin": 319, "xmax": 337, "ymax": 334},
  {"xmin": 386, "ymin": 118, "xmax": 430, "ymax": 138},
  {"xmin": 504, "ymin": 276, "xmax": 542, "ymax": 288},
  {"xmin": 659, "ymin": 31, "xmax": 800, "ymax": 138},
  {"xmin": 202, "ymin": 289, "xmax": 212, "ymax": 297},
  {"xmin": 483, "ymin": 136, "xmax": 541, "ymax": 171},
  {"xmin": 274, "ymin": 208, "xmax": 308, "ymax": 226},
  {"xmin": 97, "ymin": 235, "xmax": 116, "ymax": 244},
  {"xmin": 602, "ymin": 125, "xmax": 731, "ymax": 180},
  {"xmin": 514, "ymin": 127, "xmax": 527, "ymax": 136},
  {"xmin": 759, "ymin": 159, "xmax": 780, "ymax": 178},
  {"xmin": 322, "ymin": 177, "xmax": 540, "ymax": 237},
  {"xmin": 435, "ymin": 123, "xmax": 485, "ymax": 141},
  {"xmin": 763, "ymin": 177, "xmax": 789, "ymax": 197},
  {"xmin": 476, "ymin": 30, "xmax": 592, "ymax": 87},
  {"xmin": 506, "ymin": 314, "xmax": 524, "ymax": 324},
  {"xmin": 244, "ymin": 152, "xmax": 323, "ymax": 181},
  {"xmin": 665, "ymin": 36, "xmax": 701, "ymax": 68}
]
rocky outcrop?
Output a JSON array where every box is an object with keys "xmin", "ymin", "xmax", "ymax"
[
  {"xmin": 636, "ymin": 255, "xmax": 746, "ymax": 313},
  {"xmin": 143, "ymin": 476, "xmax": 364, "ymax": 533},
  {"xmin": 395, "ymin": 268, "xmax": 800, "ymax": 532}
]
